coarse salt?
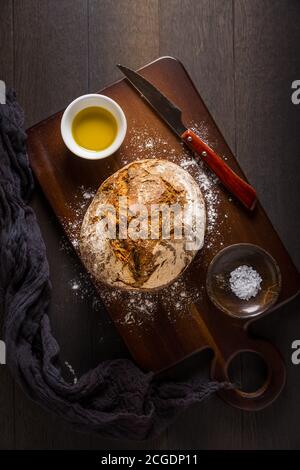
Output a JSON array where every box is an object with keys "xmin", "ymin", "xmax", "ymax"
[{"xmin": 229, "ymin": 265, "xmax": 262, "ymax": 301}]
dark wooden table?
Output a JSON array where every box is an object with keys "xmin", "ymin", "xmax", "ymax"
[{"xmin": 1, "ymin": 0, "xmax": 300, "ymax": 450}]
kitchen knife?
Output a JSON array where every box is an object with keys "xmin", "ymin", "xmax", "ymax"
[{"xmin": 117, "ymin": 64, "xmax": 257, "ymax": 211}]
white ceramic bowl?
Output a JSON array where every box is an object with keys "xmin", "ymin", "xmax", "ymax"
[{"xmin": 60, "ymin": 94, "xmax": 127, "ymax": 160}]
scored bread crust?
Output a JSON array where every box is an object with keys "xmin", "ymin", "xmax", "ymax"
[{"xmin": 80, "ymin": 159, "xmax": 206, "ymax": 291}]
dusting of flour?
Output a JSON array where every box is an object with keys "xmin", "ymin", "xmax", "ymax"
[{"xmin": 61, "ymin": 123, "xmax": 230, "ymax": 327}]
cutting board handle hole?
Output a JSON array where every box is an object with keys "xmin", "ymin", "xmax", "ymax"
[{"xmin": 227, "ymin": 351, "xmax": 269, "ymax": 395}]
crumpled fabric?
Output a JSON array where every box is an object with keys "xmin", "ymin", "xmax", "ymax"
[{"xmin": 0, "ymin": 91, "xmax": 228, "ymax": 440}]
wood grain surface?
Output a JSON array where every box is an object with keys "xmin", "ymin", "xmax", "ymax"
[
  {"xmin": 1, "ymin": 0, "xmax": 300, "ymax": 450},
  {"xmin": 26, "ymin": 56, "xmax": 299, "ymax": 416}
]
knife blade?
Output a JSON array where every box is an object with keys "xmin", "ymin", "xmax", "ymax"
[{"xmin": 117, "ymin": 64, "xmax": 257, "ymax": 211}]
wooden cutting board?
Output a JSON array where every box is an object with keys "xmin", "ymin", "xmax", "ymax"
[{"xmin": 27, "ymin": 57, "xmax": 300, "ymax": 410}]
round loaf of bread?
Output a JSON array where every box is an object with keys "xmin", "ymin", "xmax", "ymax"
[{"xmin": 80, "ymin": 159, "xmax": 206, "ymax": 291}]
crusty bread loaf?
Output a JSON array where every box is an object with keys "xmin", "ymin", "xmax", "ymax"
[{"xmin": 80, "ymin": 159, "xmax": 206, "ymax": 291}]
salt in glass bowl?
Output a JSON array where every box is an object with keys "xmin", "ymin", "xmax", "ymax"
[{"xmin": 206, "ymin": 243, "xmax": 282, "ymax": 319}]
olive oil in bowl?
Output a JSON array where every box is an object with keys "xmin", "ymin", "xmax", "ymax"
[
  {"xmin": 61, "ymin": 94, "xmax": 127, "ymax": 159},
  {"xmin": 72, "ymin": 106, "xmax": 118, "ymax": 151}
]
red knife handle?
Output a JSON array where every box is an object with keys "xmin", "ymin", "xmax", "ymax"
[{"xmin": 182, "ymin": 129, "xmax": 257, "ymax": 210}]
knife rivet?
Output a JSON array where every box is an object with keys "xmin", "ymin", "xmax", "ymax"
[
  {"xmin": 202, "ymin": 151, "xmax": 207, "ymax": 157},
  {"xmin": 187, "ymin": 136, "xmax": 193, "ymax": 142}
]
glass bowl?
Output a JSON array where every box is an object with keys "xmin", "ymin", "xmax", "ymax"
[{"xmin": 206, "ymin": 243, "xmax": 282, "ymax": 319}]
